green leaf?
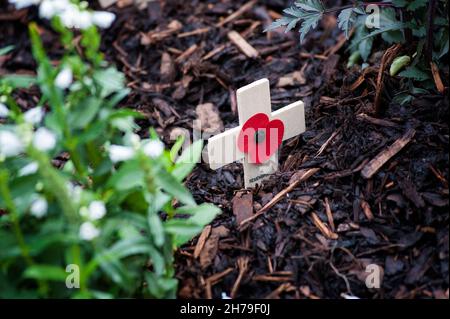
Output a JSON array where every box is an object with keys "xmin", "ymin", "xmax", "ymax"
[
  {"xmin": 93, "ymin": 67, "xmax": 125, "ymax": 98},
  {"xmin": 298, "ymin": 13, "xmax": 322, "ymax": 43},
  {"xmin": 264, "ymin": 0, "xmax": 324, "ymax": 43},
  {"xmin": 407, "ymin": 0, "xmax": 427, "ymax": 11},
  {"xmin": 148, "ymin": 213, "xmax": 165, "ymax": 247},
  {"xmin": 188, "ymin": 203, "xmax": 221, "ymax": 226},
  {"xmin": 295, "ymin": 0, "xmax": 324, "ymax": 12},
  {"xmin": 170, "ymin": 135, "xmax": 185, "ymax": 162},
  {"xmin": 172, "ymin": 139, "xmax": 203, "ymax": 182},
  {"xmin": 337, "ymin": 8, "xmax": 356, "ymax": 39},
  {"xmin": 398, "ymin": 66, "xmax": 430, "ymax": 81},
  {"xmin": 107, "ymin": 161, "xmax": 143, "ymax": 191},
  {"xmin": 154, "ymin": 168, "xmax": 195, "ymax": 206},
  {"xmin": 69, "ymin": 97, "xmax": 101, "ymax": 129},
  {"xmin": 23, "ymin": 265, "xmax": 67, "ymax": 282},
  {"xmin": 0, "ymin": 74, "xmax": 36, "ymax": 88},
  {"xmin": 0, "ymin": 45, "xmax": 14, "ymax": 56}
]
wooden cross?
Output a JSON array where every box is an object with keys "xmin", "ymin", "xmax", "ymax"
[{"xmin": 207, "ymin": 78, "xmax": 305, "ymax": 188}]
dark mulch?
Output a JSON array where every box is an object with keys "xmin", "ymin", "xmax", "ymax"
[{"xmin": 1, "ymin": 0, "xmax": 448, "ymax": 299}]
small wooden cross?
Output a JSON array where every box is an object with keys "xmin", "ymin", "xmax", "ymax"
[{"xmin": 207, "ymin": 78, "xmax": 305, "ymax": 188}]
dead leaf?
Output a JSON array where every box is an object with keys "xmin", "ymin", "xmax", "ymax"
[
  {"xmin": 160, "ymin": 52, "xmax": 176, "ymax": 83},
  {"xmin": 232, "ymin": 192, "xmax": 253, "ymax": 225},
  {"xmin": 276, "ymin": 70, "xmax": 306, "ymax": 87},
  {"xmin": 193, "ymin": 103, "xmax": 224, "ymax": 135},
  {"xmin": 199, "ymin": 226, "xmax": 229, "ymax": 269}
]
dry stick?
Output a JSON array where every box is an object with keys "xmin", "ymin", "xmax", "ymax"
[
  {"xmin": 193, "ymin": 225, "xmax": 211, "ymax": 259},
  {"xmin": 204, "ymin": 267, "xmax": 234, "ymax": 299},
  {"xmin": 324, "ymin": 197, "xmax": 335, "ymax": 231},
  {"xmin": 310, "ymin": 212, "xmax": 338, "ymax": 240},
  {"xmin": 430, "ymin": 61, "xmax": 445, "ymax": 94},
  {"xmin": 361, "ymin": 128, "xmax": 416, "ymax": 179},
  {"xmin": 175, "ymin": 44, "xmax": 198, "ymax": 63},
  {"xmin": 227, "ymin": 30, "xmax": 259, "ymax": 58},
  {"xmin": 230, "ymin": 256, "xmax": 249, "ymax": 298},
  {"xmin": 239, "ymin": 168, "xmax": 320, "ymax": 228},
  {"xmin": 374, "ymin": 44, "xmax": 401, "ymax": 115},
  {"xmin": 315, "ymin": 128, "xmax": 341, "ymax": 158},
  {"xmin": 215, "ymin": 0, "xmax": 257, "ymax": 27},
  {"xmin": 356, "ymin": 113, "xmax": 399, "ymax": 128},
  {"xmin": 178, "ymin": 27, "xmax": 211, "ymax": 38}
]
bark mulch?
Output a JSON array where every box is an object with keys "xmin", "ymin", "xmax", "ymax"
[{"xmin": 1, "ymin": 0, "xmax": 448, "ymax": 299}]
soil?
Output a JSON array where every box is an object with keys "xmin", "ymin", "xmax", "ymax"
[{"xmin": 0, "ymin": 0, "xmax": 448, "ymax": 299}]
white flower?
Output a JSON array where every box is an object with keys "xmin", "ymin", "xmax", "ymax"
[
  {"xmin": 79, "ymin": 221, "xmax": 100, "ymax": 241},
  {"xmin": 9, "ymin": 0, "xmax": 41, "ymax": 9},
  {"xmin": 38, "ymin": 0, "xmax": 55, "ymax": 19},
  {"xmin": 76, "ymin": 10, "xmax": 93, "ymax": 29},
  {"xmin": 55, "ymin": 67, "xmax": 73, "ymax": 89},
  {"xmin": 109, "ymin": 145, "xmax": 135, "ymax": 163},
  {"xmin": 142, "ymin": 140, "xmax": 164, "ymax": 158},
  {"xmin": 88, "ymin": 200, "xmax": 106, "ymax": 220},
  {"xmin": 33, "ymin": 127, "xmax": 57, "ymax": 151},
  {"xmin": 19, "ymin": 161, "xmax": 39, "ymax": 176},
  {"xmin": 24, "ymin": 106, "xmax": 44, "ymax": 125},
  {"xmin": 38, "ymin": 0, "xmax": 69, "ymax": 19},
  {"xmin": 67, "ymin": 183, "xmax": 82, "ymax": 203},
  {"xmin": 0, "ymin": 130, "xmax": 24, "ymax": 158},
  {"xmin": 58, "ymin": 4, "xmax": 93, "ymax": 29},
  {"xmin": 91, "ymin": 11, "xmax": 115, "ymax": 29},
  {"xmin": 30, "ymin": 196, "xmax": 48, "ymax": 218},
  {"xmin": 0, "ymin": 103, "xmax": 9, "ymax": 118}
]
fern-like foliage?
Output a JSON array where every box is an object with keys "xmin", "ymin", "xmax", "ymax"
[{"xmin": 265, "ymin": 0, "xmax": 325, "ymax": 43}]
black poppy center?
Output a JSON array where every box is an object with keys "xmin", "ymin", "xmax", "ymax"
[{"xmin": 254, "ymin": 129, "xmax": 266, "ymax": 144}]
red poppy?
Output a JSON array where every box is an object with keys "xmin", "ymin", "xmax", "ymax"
[{"xmin": 237, "ymin": 113, "xmax": 284, "ymax": 164}]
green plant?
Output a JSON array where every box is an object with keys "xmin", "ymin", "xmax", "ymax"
[
  {"xmin": 0, "ymin": 13, "xmax": 219, "ymax": 298},
  {"xmin": 267, "ymin": 0, "xmax": 448, "ymax": 100}
]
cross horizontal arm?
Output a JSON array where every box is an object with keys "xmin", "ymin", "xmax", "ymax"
[
  {"xmin": 271, "ymin": 101, "xmax": 305, "ymax": 141},
  {"xmin": 207, "ymin": 126, "xmax": 245, "ymax": 170}
]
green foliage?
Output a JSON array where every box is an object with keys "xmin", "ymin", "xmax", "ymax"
[
  {"xmin": 268, "ymin": 0, "xmax": 448, "ymax": 95},
  {"xmin": 265, "ymin": 0, "xmax": 325, "ymax": 43},
  {"xmin": 0, "ymin": 17, "xmax": 220, "ymax": 298}
]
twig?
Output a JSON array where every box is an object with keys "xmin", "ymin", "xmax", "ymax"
[
  {"xmin": 361, "ymin": 128, "xmax": 415, "ymax": 179},
  {"xmin": 239, "ymin": 168, "xmax": 320, "ymax": 228},
  {"xmin": 230, "ymin": 256, "xmax": 249, "ymax": 298},
  {"xmin": 310, "ymin": 212, "xmax": 338, "ymax": 240},
  {"xmin": 215, "ymin": 0, "xmax": 257, "ymax": 27},
  {"xmin": 374, "ymin": 44, "xmax": 401, "ymax": 115}
]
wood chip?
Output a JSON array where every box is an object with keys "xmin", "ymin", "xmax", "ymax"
[
  {"xmin": 227, "ymin": 30, "xmax": 259, "ymax": 59},
  {"xmin": 194, "ymin": 225, "xmax": 211, "ymax": 259},
  {"xmin": 175, "ymin": 44, "xmax": 198, "ymax": 64},
  {"xmin": 310, "ymin": 212, "xmax": 338, "ymax": 240},
  {"xmin": 430, "ymin": 61, "xmax": 445, "ymax": 94},
  {"xmin": 361, "ymin": 128, "xmax": 415, "ymax": 179},
  {"xmin": 276, "ymin": 71, "xmax": 306, "ymax": 87},
  {"xmin": 199, "ymin": 226, "xmax": 229, "ymax": 269},
  {"xmin": 360, "ymin": 199, "xmax": 374, "ymax": 221},
  {"xmin": 193, "ymin": 103, "xmax": 224, "ymax": 134},
  {"xmin": 232, "ymin": 192, "xmax": 254, "ymax": 226},
  {"xmin": 141, "ymin": 20, "xmax": 183, "ymax": 45},
  {"xmin": 160, "ymin": 52, "xmax": 176, "ymax": 82},
  {"xmin": 215, "ymin": 0, "xmax": 257, "ymax": 27},
  {"xmin": 324, "ymin": 197, "xmax": 335, "ymax": 231}
]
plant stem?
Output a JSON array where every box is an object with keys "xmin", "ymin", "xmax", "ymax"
[{"xmin": 0, "ymin": 169, "xmax": 48, "ymax": 295}]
